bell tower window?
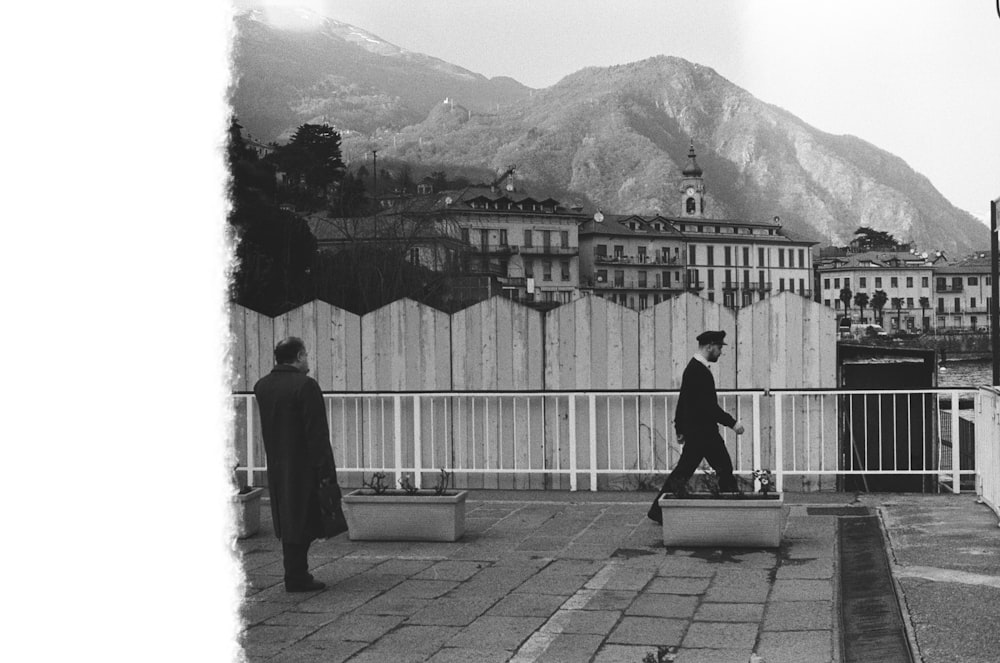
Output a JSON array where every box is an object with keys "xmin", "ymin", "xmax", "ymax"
[{"xmin": 686, "ymin": 197, "xmax": 696, "ymax": 214}]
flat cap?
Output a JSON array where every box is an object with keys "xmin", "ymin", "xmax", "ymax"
[{"xmin": 696, "ymin": 330, "xmax": 727, "ymax": 345}]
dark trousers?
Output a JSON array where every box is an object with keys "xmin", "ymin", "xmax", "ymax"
[
  {"xmin": 281, "ymin": 541, "xmax": 313, "ymax": 585},
  {"xmin": 648, "ymin": 432, "xmax": 737, "ymax": 521}
]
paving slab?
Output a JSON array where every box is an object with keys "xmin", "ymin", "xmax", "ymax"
[{"xmin": 755, "ymin": 629, "xmax": 834, "ymax": 663}]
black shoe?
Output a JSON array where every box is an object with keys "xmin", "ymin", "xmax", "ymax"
[
  {"xmin": 285, "ymin": 579, "xmax": 326, "ymax": 593},
  {"xmin": 647, "ymin": 504, "xmax": 663, "ymax": 524}
]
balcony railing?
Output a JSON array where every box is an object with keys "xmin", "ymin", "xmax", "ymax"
[
  {"xmin": 233, "ymin": 387, "xmax": 993, "ymax": 502},
  {"xmin": 587, "ymin": 278, "xmax": 684, "ymax": 290},
  {"xmin": 594, "ymin": 253, "xmax": 681, "ymax": 266},
  {"xmin": 519, "ymin": 245, "xmax": 577, "ymax": 255},
  {"xmin": 936, "ymin": 284, "xmax": 964, "ymax": 292},
  {"xmin": 472, "ymin": 243, "xmax": 518, "ymax": 255}
]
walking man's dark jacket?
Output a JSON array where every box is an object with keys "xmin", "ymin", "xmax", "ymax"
[
  {"xmin": 674, "ymin": 357, "xmax": 736, "ymax": 437},
  {"xmin": 253, "ymin": 364, "xmax": 337, "ymax": 544}
]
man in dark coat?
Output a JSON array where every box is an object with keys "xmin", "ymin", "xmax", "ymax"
[
  {"xmin": 648, "ymin": 330, "xmax": 745, "ymax": 523},
  {"xmin": 254, "ymin": 337, "xmax": 339, "ymax": 592}
]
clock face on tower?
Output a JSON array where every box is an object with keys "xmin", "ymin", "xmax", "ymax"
[{"xmin": 686, "ymin": 187, "xmax": 695, "ymax": 195}]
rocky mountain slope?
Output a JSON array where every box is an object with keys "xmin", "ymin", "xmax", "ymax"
[{"xmin": 230, "ymin": 10, "xmax": 988, "ymax": 255}]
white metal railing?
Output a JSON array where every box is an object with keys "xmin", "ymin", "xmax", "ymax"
[
  {"xmin": 233, "ymin": 388, "xmax": 984, "ymax": 493},
  {"xmin": 976, "ymin": 387, "xmax": 1000, "ymax": 520}
]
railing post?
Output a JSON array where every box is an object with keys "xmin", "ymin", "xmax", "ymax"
[
  {"xmin": 774, "ymin": 394, "xmax": 784, "ymax": 493},
  {"xmin": 753, "ymin": 392, "xmax": 762, "ymax": 492},
  {"xmin": 393, "ymin": 395, "xmax": 403, "ymax": 486},
  {"xmin": 413, "ymin": 396, "xmax": 422, "ymax": 489},
  {"xmin": 246, "ymin": 395, "xmax": 255, "ymax": 488},
  {"xmin": 952, "ymin": 391, "xmax": 960, "ymax": 494},
  {"xmin": 589, "ymin": 394, "xmax": 598, "ymax": 491},
  {"xmin": 569, "ymin": 396, "xmax": 577, "ymax": 491}
]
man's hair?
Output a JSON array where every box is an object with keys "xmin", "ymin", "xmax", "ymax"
[{"xmin": 274, "ymin": 337, "xmax": 306, "ymax": 365}]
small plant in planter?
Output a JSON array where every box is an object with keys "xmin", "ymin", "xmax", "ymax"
[
  {"xmin": 641, "ymin": 645, "xmax": 678, "ymax": 663},
  {"xmin": 342, "ymin": 469, "xmax": 468, "ymax": 541}
]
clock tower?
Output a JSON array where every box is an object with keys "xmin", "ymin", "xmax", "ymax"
[{"xmin": 680, "ymin": 141, "xmax": 705, "ymax": 218}]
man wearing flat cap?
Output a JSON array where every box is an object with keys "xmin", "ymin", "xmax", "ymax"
[{"xmin": 648, "ymin": 330, "xmax": 745, "ymax": 523}]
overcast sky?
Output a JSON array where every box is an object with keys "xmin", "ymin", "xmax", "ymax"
[{"xmin": 236, "ymin": 0, "xmax": 1000, "ymax": 223}]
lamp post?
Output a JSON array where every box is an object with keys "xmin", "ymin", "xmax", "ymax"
[{"xmin": 992, "ymin": 196, "xmax": 1000, "ymax": 385}]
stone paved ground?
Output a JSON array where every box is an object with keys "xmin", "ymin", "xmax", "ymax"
[{"xmin": 237, "ymin": 492, "xmax": 845, "ymax": 662}]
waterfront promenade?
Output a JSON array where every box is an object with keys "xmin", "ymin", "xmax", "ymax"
[{"xmin": 237, "ymin": 491, "xmax": 1000, "ymax": 663}]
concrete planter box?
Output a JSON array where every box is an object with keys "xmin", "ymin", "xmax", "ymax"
[
  {"xmin": 234, "ymin": 487, "xmax": 265, "ymax": 539},
  {"xmin": 342, "ymin": 489, "xmax": 468, "ymax": 542},
  {"xmin": 657, "ymin": 493, "xmax": 786, "ymax": 547}
]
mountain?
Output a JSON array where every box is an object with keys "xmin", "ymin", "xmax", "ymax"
[
  {"xmin": 230, "ymin": 10, "xmax": 988, "ymax": 255},
  {"xmin": 230, "ymin": 8, "xmax": 532, "ymax": 142}
]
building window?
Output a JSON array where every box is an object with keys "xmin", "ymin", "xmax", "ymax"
[
  {"xmin": 662, "ymin": 271, "xmax": 671, "ymax": 288},
  {"xmin": 845, "ymin": 278, "xmax": 850, "ymax": 288},
  {"xmin": 542, "ymin": 260, "xmax": 552, "ymax": 281},
  {"xmin": 707, "ymin": 270, "xmax": 715, "ymax": 288},
  {"xmin": 952, "ymin": 277, "xmax": 962, "ymax": 290},
  {"xmin": 799, "ymin": 279, "xmax": 805, "ymax": 293},
  {"xmin": 907, "ymin": 297, "xmax": 914, "ymax": 308},
  {"xmin": 638, "ymin": 246, "xmax": 647, "ymax": 262},
  {"xmin": 614, "ymin": 270, "xmax": 624, "ymax": 287},
  {"xmin": 860, "ymin": 277, "xmax": 867, "ymax": 288},
  {"xmin": 560, "ymin": 231, "xmax": 569, "ymax": 247},
  {"xmin": 638, "ymin": 271, "xmax": 647, "ymax": 288},
  {"xmin": 798, "ymin": 249, "xmax": 805, "ymax": 267},
  {"xmin": 596, "ymin": 244, "xmax": 607, "ymax": 257},
  {"xmin": 689, "ymin": 245, "xmax": 697, "ymax": 265},
  {"xmin": 789, "ymin": 280, "xmax": 795, "ymax": 293},
  {"xmin": 595, "ymin": 269, "xmax": 608, "ymax": 284},
  {"xmin": 779, "ymin": 278, "xmax": 785, "ymax": 292},
  {"xmin": 954, "ymin": 298, "xmax": 961, "ymax": 312},
  {"xmin": 707, "ymin": 292, "xmax": 715, "ymax": 302},
  {"xmin": 778, "ymin": 249, "xmax": 785, "ymax": 267},
  {"xmin": 922, "ymin": 277, "xmax": 929, "ymax": 287},
  {"xmin": 461, "ymin": 228, "xmax": 470, "ymax": 243},
  {"xmin": 686, "ymin": 197, "xmax": 696, "ymax": 214},
  {"xmin": 905, "ymin": 276, "xmax": 913, "ymax": 288},
  {"xmin": 639, "ymin": 295, "xmax": 648, "ymax": 310},
  {"xmin": 834, "ymin": 278, "xmax": 840, "ymax": 289},
  {"xmin": 969, "ymin": 277, "xmax": 979, "ymax": 286},
  {"xmin": 937, "ymin": 298, "xmax": 944, "ymax": 313},
  {"xmin": 788, "ymin": 250, "xmax": 795, "ymax": 268},
  {"xmin": 707, "ymin": 246, "xmax": 714, "ymax": 265},
  {"xmin": 724, "ymin": 292, "xmax": 734, "ymax": 308},
  {"xmin": 875, "ymin": 277, "xmax": 883, "ymax": 288},
  {"xmin": 824, "ymin": 278, "xmax": 830, "ymax": 290},
  {"xmin": 758, "ymin": 248, "xmax": 765, "ymax": 266},
  {"xmin": 525, "ymin": 260, "xmax": 533, "ymax": 278},
  {"xmin": 824, "ymin": 299, "xmax": 831, "ymax": 307},
  {"xmin": 614, "ymin": 245, "xmax": 624, "ymax": 258},
  {"xmin": 971, "ymin": 297, "xmax": 977, "ymax": 309},
  {"xmin": 742, "ymin": 247, "xmax": 750, "ymax": 265},
  {"xmin": 560, "ymin": 260, "xmax": 570, "ymax": 281},
  {"xmin": 891, "ymin": 277, "xmax": 899, "ymax": 288},
  {"xmin": 560, "ymin": 291, "xmax": 571, "ymax": 303},
  {"xmin": 523, "ymin": 229, "xmax": 532, "ymax": 247}
]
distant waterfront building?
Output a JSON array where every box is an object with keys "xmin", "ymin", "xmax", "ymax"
[
  {"xmin": 931, "ymin": 254, "xmax": 994, "ymax": 331},
  {"xmin": 814, "ymin": 251, "xmax": 939, "ymax": 330}
]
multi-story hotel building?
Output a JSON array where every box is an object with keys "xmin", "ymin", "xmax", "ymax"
[
  {"xmin": 577, "ymin": 213, "xmax": 687, "ymax": 310},
  {"xmin": 579, "ymin": 143, "xmax": 817, "ymax": 310}
]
